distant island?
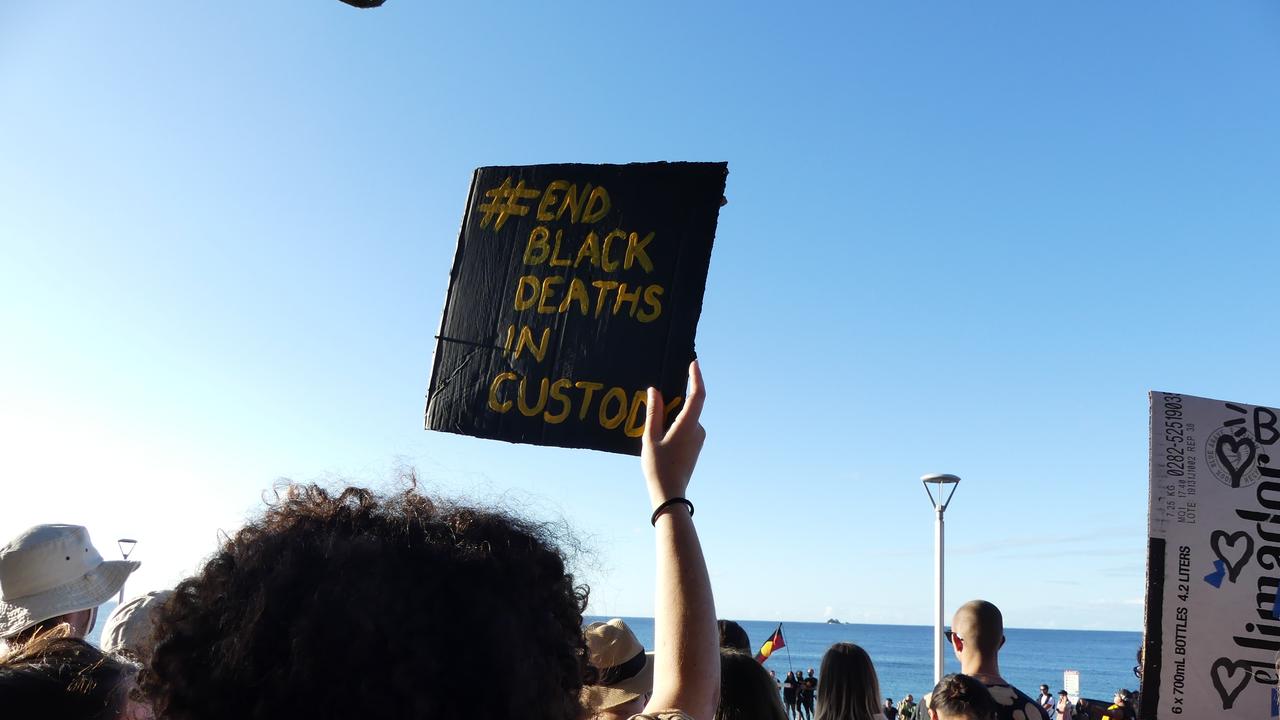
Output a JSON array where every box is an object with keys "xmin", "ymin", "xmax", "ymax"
[{"xmin": 826, "ymin": 618, "xmax": 841, "ymax": 624}]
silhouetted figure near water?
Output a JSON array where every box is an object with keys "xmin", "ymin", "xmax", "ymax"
[
  {"xmin": 798, "ymin": 668, "xmax": 816, "ymax": 720},
  {"xmin": 783, "ymin": 671, "xmax": 799, "ymax": 719}
]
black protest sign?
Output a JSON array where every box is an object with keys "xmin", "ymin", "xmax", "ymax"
[{"xmin": 425, "ymin": 162, "xmax": 727, "ymax": 455}]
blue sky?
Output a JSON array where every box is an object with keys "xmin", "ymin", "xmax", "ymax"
[{"xmin": 2, "ymin": 1, "xmax": 1279, "ymax": 631}]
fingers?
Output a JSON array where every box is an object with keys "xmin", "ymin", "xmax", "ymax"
[
  {"xmin": 669, "ymin": 359, "xmax": 705, "ymax": 436},
  {"xmin": 646, "ymin": 360, "xmax": 705, "ymax": 443},
  {"xmin": 643, "ymin": 386, "xmax": 665, "ymax": 446}
]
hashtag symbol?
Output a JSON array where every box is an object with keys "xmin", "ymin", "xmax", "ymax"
[{"xmin": 477, "ymin": 177, "xmax": 540, "ymax": 231}]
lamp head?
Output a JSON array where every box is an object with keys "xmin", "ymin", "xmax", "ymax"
[
  {"xmin": 118, "ymin": 538, "xmax": 137, "ymax": 559},
  {"xmin": 921, "ymin": 474, "xmax": 961, "ymax": 510}
]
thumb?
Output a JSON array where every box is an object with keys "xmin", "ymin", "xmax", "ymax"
[{"xmin": 643, "ymin": 387, "xmax": 665, "ymax": 446}]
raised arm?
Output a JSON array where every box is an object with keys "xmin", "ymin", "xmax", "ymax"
[{"xmin": 640, "ymin": 360, "xmax": 718, "ymax": 720}]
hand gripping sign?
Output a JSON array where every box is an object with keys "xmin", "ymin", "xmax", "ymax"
[{"xmin": 425, "ymin": 162, "xmax": 727, "ymax": 455}]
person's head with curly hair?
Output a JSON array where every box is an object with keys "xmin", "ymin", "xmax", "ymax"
[{"xmin": 139, "ymin": 484, "xmax": 589, "ymax": 720}]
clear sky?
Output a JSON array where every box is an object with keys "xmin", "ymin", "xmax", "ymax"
[{"xmin": 2, "ymin": 1, "xmax": 1279, "ymax": 632}]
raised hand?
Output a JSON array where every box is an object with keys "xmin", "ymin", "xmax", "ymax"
[
  {"xmin": 641, "ymin": 359, "xmax": 717, "ymax": 720},
  {"xmin": 642, "ymin": 359, "xmax": 706, "ymax": 511}
]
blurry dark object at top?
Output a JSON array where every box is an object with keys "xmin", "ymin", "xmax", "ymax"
[{"xmin": 339, "ymin": 0, "xmax": 385, "ymax": 7}]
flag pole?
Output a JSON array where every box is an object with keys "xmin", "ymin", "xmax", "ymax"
[{"xmin": 783, "ymin": 623, "xmax": 793, "ymax": 673}]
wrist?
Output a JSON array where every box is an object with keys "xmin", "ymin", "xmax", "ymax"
[
  {"xmin": 647, "ymin": 487, "xmax": 689, "ymax": 510},
  {"xmin": 650, "ymin": 497, "xmax": 694, "ymax": 525}
]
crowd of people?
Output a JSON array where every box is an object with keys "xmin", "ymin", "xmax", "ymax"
[
  {"xmin": 779, "ymin": 668, "xmax": 816, "ymax": 719},
  {"xmin": 0, "ymin": 363, "xmax": 1137, "ymax": 720},
  {"xmin": 881, "ymin": 694, "xmax": 916, "ymax": 720},
  {"xmin": 1030, "ymin": 685, "xmax": 1137, "ymax": 720}
]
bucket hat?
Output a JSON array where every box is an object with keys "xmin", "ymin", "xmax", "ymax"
[
  {"xmin": 0, "ymin": 525, "xmax": 140, "ymax": 638},
  {"xmin": 580, "ymin": 618, "xmax": 655, "ymax": 711},
  {"xmin": 102, "ymin": 589, "xmax": 172, "ymax": 660}
]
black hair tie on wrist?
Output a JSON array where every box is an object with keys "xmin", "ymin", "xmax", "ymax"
[{"xmin": 650, "ymin": 497, "xmax": 694, "ymax": 526}]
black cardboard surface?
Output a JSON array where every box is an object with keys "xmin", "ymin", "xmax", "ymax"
[{"xmin": 425, "ymin": 162, "xmax": 727, "ymax": 455}]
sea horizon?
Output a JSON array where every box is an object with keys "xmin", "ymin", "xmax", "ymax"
[
  {"xmin": 84, "ymin": 602, "xmax": 1140, "ymax": 704},
  {"xmin": 590, "ymin": 616, "xmax": 1142, "ymax": 635},
  {"xmin": 587, "ymin": 615, "xmax": 1142, "ymax": 703}
]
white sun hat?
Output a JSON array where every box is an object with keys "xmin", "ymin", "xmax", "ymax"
[{"xmin": 0, "ymin": 524, "xmax": 140, "ymax": 639}]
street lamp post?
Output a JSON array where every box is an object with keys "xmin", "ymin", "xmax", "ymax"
[
  {"xmin": 921, "ymin": 474, "xmax": 960, "ymax": 686},
  {"xmin": 117, "ymin": 539, "xmax": 137, "ymax": 603}
]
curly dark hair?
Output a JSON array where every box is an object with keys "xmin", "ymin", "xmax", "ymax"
[{"xmin": 140, "ymin": 484, "xmax": 589, "ymax": 720}]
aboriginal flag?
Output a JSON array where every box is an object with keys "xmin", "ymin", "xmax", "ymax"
[{"xmin": 755, "ymin": 624, "xmax": 785, "ymax": 664}]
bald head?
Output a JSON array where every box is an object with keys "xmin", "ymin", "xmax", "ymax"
[{"xmin": 952, "ymin": 600, "xmax": 1004, "ymax": 656}]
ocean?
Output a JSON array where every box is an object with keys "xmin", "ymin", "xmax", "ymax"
[
  {"xmin": 587, "ymin": 616, "xmax": 1142, "ymax": 704},
  {"xmin": 86, "ymin": 603, "xmax": 1137, "ymax": 704},
  {"xmin": 86, "ymin": 600, "xmax": 117, "ymax": 647}
]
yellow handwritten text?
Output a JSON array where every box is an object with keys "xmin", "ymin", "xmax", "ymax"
[
  {"xmin": 487, "ymin": 371, "xmax": 684, "ymax": 437},
  {"xmin": 512, "ymin": 275, "xmax": 663, "ymax": 323},
  {"xmin": 476, "ymin": 178, "xmax": 613, "ymax": 232},
  {"xmin": 534, "ymin": 181, "xmax": 611, "ymax": 224},
  {"xmin": 524, "ymin": 226, "xmax": 655, "ymax": 274}
]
